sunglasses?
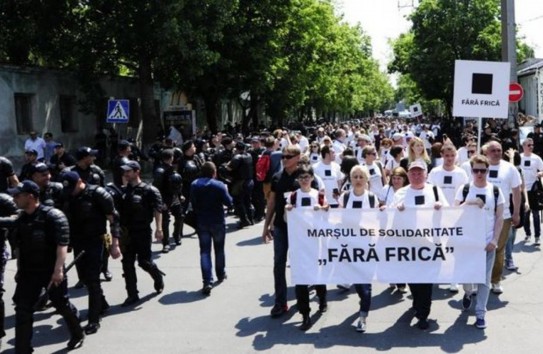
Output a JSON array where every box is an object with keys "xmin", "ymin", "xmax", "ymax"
[
  {"xmin": 467, "ymin": 150, "xmax": 476, "ymax": 154},
  {"xmin": 527, "ymin": 144, "xmax": 534, "ymax": 147},
  {"xmin": 297, "ymin": 175, "xmax": 312, "ymax": 180},
  {"xmin": 282, "ymin": 155, "xmax": 297, "ymax": 160},
  {"xmin": 472, "ymin": 168, "xmax": 488, "ymax": 174},
  {"xmin": 366, "ymin": 152, "xmax": 376, "ymax": 155}
]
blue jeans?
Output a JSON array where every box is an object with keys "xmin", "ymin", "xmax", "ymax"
[
  {"xmin": 354, "ymin": 284, "xmax": 372, "ymax": 317},
  {"xmin": 197, "ymin": 223, "xmax": 226, "ymax": 286},
  {"xmin": 273, "ymin": 225, "xmax": 289, "ymax": 306},
  {"xmin": 505, "ymin": 227, "xmax": 517, "ymax": 264},
  {"xmin": 523, "ymin": 209, "xmax": 541, "ymax": 238},
  {"xmin": 463, "ymin": 250, "xmax": 496, "ymax": 319}
]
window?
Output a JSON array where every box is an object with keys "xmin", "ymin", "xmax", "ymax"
[
  {"xmin": 14, "ymin": 93, "xmax": 34, "ymax": 134},
  {"xmin": 59, "ymin": 95, "xmax": 78, "ymax": 132}
]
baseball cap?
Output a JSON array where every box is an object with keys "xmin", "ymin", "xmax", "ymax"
[
  {"xmin": 408, "ymin": 160, "xmax": 428, "ymax": 171},
  {"xmin": 25, "ymin": 149, "xmax": 38, "ymax": 156},
  {"xmin": 392, "ymin": 133, "xmax": 403, "ymax": 141},
  {"xmin": 120, "ymin": 160, "xmax": 141, "ymax": 171},
  {"xmin": 118, "ymin": 140, "xmax": 131, "ymax": 149},
  {"xmin": 76, "ymin": 146, "xmax": 98, "ymax": 160},
  {"xmin": 29, "ymin": 163, "xmax": 50, "ymax": 175},
  {"xmin": 7, "ymin": 180, "xmax": 40, "ymax": 197},
  {"xmin": 54, "ymin": 142, "xmax": 64, "ymax": 148},
  {"xmin": 60, "ymin": 171, "xmax": 81, "ymax": 193}
]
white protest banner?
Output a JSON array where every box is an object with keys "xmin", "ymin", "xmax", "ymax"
[{"xmin": 286, "ymin": 206, "xmax": 486, "ymax": 285}]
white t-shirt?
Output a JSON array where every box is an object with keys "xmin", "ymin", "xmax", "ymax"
[
  {"xmin": 379, "ymin": 185, "xmax": 397, "ymax": 206},
  {"xmin": 339, "ymin": 190, "xmax": 378, "ymax": 209},
  {"xmin": 520, "ymin": 153, "xmax": 543, "ymax": 190},
  {"xmin": 298, "ymin": 136, "xmax": 309, "ymax": 153},
  {"xmin": 332, "ymin": 140, "xmax": 346, "ymax": 164},
  {"xmin": 487, "ymin": 160, "xmax": 522, "ymax": 219},
  {"xmin": 454, "ymin": 182, "xmax": 505, "ymax": 243},
  {"xmin": 366, "ymin": 162, "xmax": 385, "ymax": 196},
  {"xmin": 380, "ymin": 148, "xmax": 390, "ymax": 166},
  {"xmin": 290, "ymin": 188, "xmax": 321, "ymax": 208},
  {"xmin": 427, "ymin": 165, "xmax": 469, "ymax": 205},
  {"xmin": 313, "ymin": 161, "xmax": 344, "ymax": 206},
  {"xmin": 392, "ymin": 183, "xmax": 449, "ymax": 208},
  {"xmin": 308, "ymin": 152, "xmax": 321, "ymax": 165},
  {"xmin": 419, "ymin": 130, "xmax": 434, "ymax": 149},
  {"xmin": 385, "ymin": 158, "xmax": 400, "ymax": 173},
  {"xmin": 456, "ymin": 146, "xmax": 469, "ymax": 166}
]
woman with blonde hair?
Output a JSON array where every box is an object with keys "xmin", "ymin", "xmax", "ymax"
[
  {"xmin": 338, "ymin": 165, "xmax": 377, "ymax": 332},
  {"xmin": 400, "ymin": 137, "xmax": 432, "ymax": 171}
]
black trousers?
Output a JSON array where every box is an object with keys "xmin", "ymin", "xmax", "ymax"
[
  {"xmin": 251, "ymin": 180, "xmax": 265, "ymax": 220},
  {"xmin": 295, "ymin": 284, "xmax": 327, "ymax": 315},
  {"xmin": 162, "ymin": 203, "xmax": 183, "ymax": 246},
  {"xmin": 13, "ymin": 271, "xmax": 82, "ymax": 353},
  {"xmin": 408, "ymin": 283, "xmax": 433, "ymax": 320},
  {"xmin": 73, "ymin": 238, "xmax": 105, "ymax": 324},
  {"xmin": 122, "ymin": 229, "xmax": 161, "ymax": 297}
]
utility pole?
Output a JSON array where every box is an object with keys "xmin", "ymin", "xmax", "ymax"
[{"xmin": 501, "ymin": 0, "xmax": 518, "ymax": 127}]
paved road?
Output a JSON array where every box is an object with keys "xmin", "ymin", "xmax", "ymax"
[{"xmin": 2, "ymin": 217, "xmax": 542, "ymax": 353}]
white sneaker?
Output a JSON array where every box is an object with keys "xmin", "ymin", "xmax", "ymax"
[
  {"xmin": 491, "ymin": 283, "xmax": 503, "ymax": 294},
  {"xmin": 449, "ymin": 283, "xmax": 459, "ymax": 293},
  {"xmin": 355, "ymin": 316, "xmax": 367, "ymax": 332}
]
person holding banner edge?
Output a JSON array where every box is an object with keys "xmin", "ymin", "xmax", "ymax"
[
  {"xmin": 391, "ymin": 159, "xmax": 448, "ymax": 330},
  {"xmin": 285, "ymin": 164, "xmax": 329, "ymax": 331},
  {"xmin": 455, "ymin": 154, "xmax": 504, "ymax": 329},
  {"xmin": 338, "ymin": 165, "xmax": 378, "ymax": 333},
  {"xmin": 261, "ymin": 145, "xmax": 302, "ymax": 318}
]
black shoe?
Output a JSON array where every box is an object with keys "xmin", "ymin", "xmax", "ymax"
[
  {"xmin": 84, "ymin": 322, "xmax": 100, "ymax": 335},
  {"xmin": 416, "ymin": 318, "xmax": 429, "ymax": 330},
  {"xmin": 174, "ymin": 238, "xmax": 182, "ymax": 246},
  {"xmin": 67, "ymin": 333, "xmax": 85, "ymax": 350},
  {"xmin": 121, "ymin": 295, "xmax": 140, "ymax": 307},
  {"xmin": 162, "ymin": 245, "xmax": 170, "ymax": 254},
  {"xmin": 202, "ymin": 284, "xmax": 213, "ymax": 296},
  {"xmin": 216, "ymin": 274, "xmax": 228, "ymax": 284},
  {"xmin": 462, "ymin": 294, "xmax": 472, "ymax": 310},
  {"xmin": 319, "ymin": 300, "xmax": 328, "ymax": 313},
  {"xmin": 300, "ymin": 314, "xmax": 312, "ymax": 331},
  {"xmin": 74, "ymin": 280, "xmax": 85, "ymax": 289},
  {"xmin": 154, "ymin": 274, "xmax": 164, "ymax": 294},
  {"xmin": 102, "ymin": 270, "xmax": 113, "ymax": 281},
  {"xmin": 270, "ymin": 303, "xmax": 289, "ymax": 318}
]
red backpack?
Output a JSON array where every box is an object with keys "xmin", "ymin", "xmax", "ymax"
[{"xmin": 255, "ymin": 151, "xmax": 271, "ymax": 182}]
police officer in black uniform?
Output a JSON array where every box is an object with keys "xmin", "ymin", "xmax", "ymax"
[
  {"xmin": 153, "ymin": 149, "xmax": 183, "ymax": 253},
  {"xmin": 49, "ymin": 143, "xmax": 76, "ymax": 182},
  {"xmin": 249, "ymin": 136, "xmax": 266, "ymax": 222},
  {"xmin": 0, "ymin": 156, "xmax": 20, "ymax": 193},
  {"xmin": 30, "ymin": 163, "xmax": 64, "ymax": 209},
  {"xmin": 528, "ymin": 123, "xmax": 543, "ymax": 158},
  {"xmin": 0, "ymin": 192, "xmax": 17, "ymax": 346},
  {"xmin": 229, "ymin": 142, "xmax": 254, "ymax": 228},
  {"xmin": 119, "ymin": 161, "xmax": 165, "ymax": 306},
  {"xmin": 112, "ymin": 140, "xmax": 131, "ymax": 187},
  {"xmin": 19, "ymin": 149, "xmax": 39, "ymax": 181},
  {"xmin": 60, "ymin": 171, "xmax": 121, "ymax": 335},
  {"xmin": 69, "ymin": 147, "xmax": 106, "ymax": 187},
  {"xmin": 178, "ymin": 141, "xmax": 203, "ymax": 236},
  {"xmin": 1, "ymin": 181, "xmax": 84, "ymax": 352}
]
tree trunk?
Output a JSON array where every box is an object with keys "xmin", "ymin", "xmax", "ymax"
[
  {"xmin": 203, "ymin": 93, "xmax": 219, "ymax": 133},
  {"xmin": 138, "ymin": 58, "xmax": 159, "ymax": 145}
]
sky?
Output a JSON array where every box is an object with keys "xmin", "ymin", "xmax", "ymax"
[{"xmin": 339, "ymin": 0, "xmax": 543, "ymax": 69}]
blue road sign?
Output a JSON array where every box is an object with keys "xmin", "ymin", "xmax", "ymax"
[{"xmin": 107, "ymin": 99, "xmax": 130, "ymax": 123}]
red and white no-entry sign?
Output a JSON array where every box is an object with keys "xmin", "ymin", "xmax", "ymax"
[{"xmin": 509, "ymin": 83, "xmax": 524, "ymax": 103}]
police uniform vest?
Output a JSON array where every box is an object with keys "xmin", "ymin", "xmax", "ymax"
[
  {"xmin": 66, "ymin": 184, "xmax": 114, "ymax": 241},
  {"xmin": 17, "ymin": 205, "xmax": 70, "ymax": 272},
  {"xmin": 231, "ymin": 153, "xmax": 253, "ymax": 180},
  {"xmin": 0, "ymin": 157, "xmax": 15, "ymax": 193},
  {"xmin": 121, "ymin": 182, "xmax": 161, "ymax": 231},
  {"xmin": 153, "ymin": 163, "xmax": 181, "ymax": 206},
  {"xmin": 112, "ymin": 155, "xmax": 130, "ymax": 187},
  {"xmin": 0, "ymin": 193, "xmax": 17, "ymax": 240},
  {"xmin": 39, "ymin": 181, "xmax": 64, "ymax": 208},
  {"xmin": 69, "ymin": 164, "xmax": 105, "ymax": 187}
]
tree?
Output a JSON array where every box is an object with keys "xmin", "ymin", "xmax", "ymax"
[{"xmin": 389, "ymin": 0, "xmax": 534, "ymax": 117}]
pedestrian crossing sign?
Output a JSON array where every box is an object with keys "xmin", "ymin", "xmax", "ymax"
[{"xmin": 107, "ymin": 99, "xmax": 130, "ymax": 123}]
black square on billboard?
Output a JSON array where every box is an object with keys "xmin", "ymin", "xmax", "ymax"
[
  {"xmin": 413, "ymin": 106, "xmax": 419, "ymax": 112},
  {"xmin": 472, "ymin": 73, "xmax": 493, "ymax": 94}
]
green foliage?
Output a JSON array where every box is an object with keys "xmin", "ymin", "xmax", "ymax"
[{"xmin": 389, "ymin": 0, "xmax": 535, "ymax": 117}]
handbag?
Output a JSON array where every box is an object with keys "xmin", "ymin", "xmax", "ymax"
[{"xmin": 529, "ymin": 180, "xmax": 543, "ymax": 211}]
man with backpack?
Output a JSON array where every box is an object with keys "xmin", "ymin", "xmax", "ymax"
[
  {"xmin": 455, "ymin": 154, "xmax": 504, "ymax": 329},
  {"xmin": 250, "ymin": 137, "xmax": 266, "ymax": 223}
]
